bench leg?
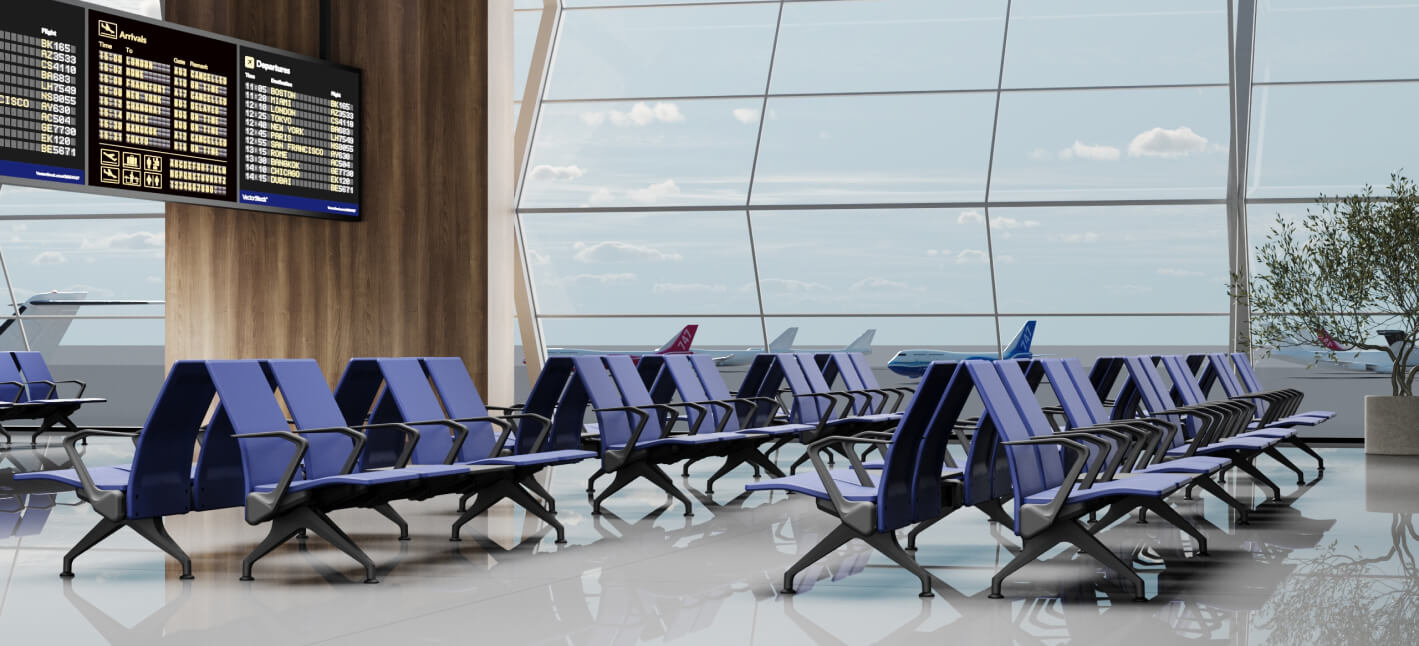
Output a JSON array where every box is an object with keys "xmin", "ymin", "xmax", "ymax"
[
  {"xmin": 1263, "ymin": 447, "xmax": 1306, "ymax": 485},
  {"xmin": 704, "ymin": 455, "xmax": 744, "ymax": 494},
  {"xmin": 1084, "ymin": 502, "xmax": 1136, "ymax": 534},
  {"xmin": 1288, "ymin": 437, "xmax": 1324, "ymax": 472},
  {"xmin": 1138, "ymin": 498, "xmax": 1208, "ymax": 556},
  {"xmin": 1232, "ymin": 457, "xmax": 1283, "ymax": 501},
  {"xmin": 242, "ymin": 506, "xmax": 378, "ymax": 584},
  {"xmin": 905, "ymin": 515, "xmax": 945, "ymax": 551},
  {"xmin": 61, "ymin": 517, "xmax": 125, "ymax": 578},
  {"xmin": 864, "ymin": 532, "xmax": 935, "ymax": 597},
  {"xmin": 128, "ymin": 517, "xmax": 194, "ymax": 579},
  {"xmin": 371, "ymin": 503, "xmax": 409, "ymax": 540},
  {"xmin": 590, "ymin": 469, "xmax": 636, "ymax": 516},
  {"xmin": 0, "ymin": 421, "xmax": 10, "ymax": 445},
  {"xmin": 782, "ymin": 523, "xmax": 857, "ymax": 594},
  {"xmin": 681, "ymin": 456, "xmax": 704, "ymax": 477},
  {"xmin": 1193, "ymin": 474, "xmax": 1250, "ymax": 524},
  {"xmin": 746, "ymin": 449, "xmax": 786, "ymax": 479},
  {"xmin": 640, "ymin": 462, "xmax": 694, "ymax": 517},
  {"xmin": 452, "ymin": 481, "xmax": 565, "ymax": 544},
  {"xmin": 1057, "ymin": 521, "xmax": 1146, "ymax": 601},
  {"xmin": 504, "ymin": 481, "xmax": 566, "ymax": 544},
  {"xmin": 520, "ymin": 474, "xmax": 556, "ymax": 513},
  {"xmin": 988, "ymin": 531, "xmax": 1058, "ymax": 599},
  {"xmin": 586, "ymin": 467, "xmax": 606, "ymax": 494}
]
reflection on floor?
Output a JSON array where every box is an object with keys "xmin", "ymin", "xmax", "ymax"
[{"xmin": 0, "ymin": 440, "xmax": 1411, "ymax": 644}]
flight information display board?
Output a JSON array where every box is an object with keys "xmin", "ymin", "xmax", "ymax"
[{"xmin": 0, "ymin": 0, "xmax": 360, "ymax": 220}]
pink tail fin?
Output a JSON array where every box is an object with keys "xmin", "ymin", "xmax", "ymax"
[
  {"xmin": 1315, "ymin": 329, "xmax": 1344, "ymax": 351},
  {"xmin": 658, "ymin": 324, "xmax": 698, "ymax": 354}
]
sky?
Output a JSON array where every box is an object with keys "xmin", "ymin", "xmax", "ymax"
[{"xmin": 517, "ymin": 0, "xmax": 1418, "ymax": 348}]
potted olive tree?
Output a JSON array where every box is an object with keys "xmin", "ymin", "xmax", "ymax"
[{"xmin": 1236, "ymin": 173, "xmax": 1419, "ymax": 455}]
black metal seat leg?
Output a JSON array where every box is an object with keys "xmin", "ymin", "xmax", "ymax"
[
  {"xmin": 1137, "ymin": 498, "xmax": 1209, "ymax": 556},
  {"xmin": 371, "ymin": 503, "xmax": 410, "ymax": 540},
  {"xmin": 1233, "ymin": 457, "xmax": 1284, "ymax": 501},
  {"xmin": 520, "ymin": 474, "xmax": 556, "ymax": 514},
  {"xmin": 1289, "ymin": 437, "xmax": 1324, "ymax": 472},
  {"xmin": 781, "ymin": 523, "xmax": 858, "ymax": 594},
  {"xmin": 1263, "ymin": 446, "xmax": 1306, "ymax": 485},
  {"xmin": 1193, "ymin": 473, "xmax": 1251, "ymax": 524},
  {"xmin": 242, "ymin": 506, "xmax": 379, "ymax": 584},
  {"xmin": 864, "ymin": 531, "xmax": 935, "ymax": 597},
  {"xmin": 61, "ymin": 517, "xmax": 125, "ymax": 578},
  {"xmin": 640, "ymin": 462, "xmax": 695, "ymax": 517}
]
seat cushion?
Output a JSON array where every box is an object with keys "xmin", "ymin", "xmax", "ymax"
[
  {"xmin": 737, "ymin": 423, "xmax": 812, "ymax": 437},
  {"xmin": 255, "ymin": 469, "xmax": 426, "ymax": 493},
  {"xmin": 744, "ymin": 471, "xmax": 878, "ymax": 501},
  {"xmin": 611, "ymin": 431, "xmax": 755, "ymax": 450},
  {"xmin": 861, "ymin": 461, "xmax": 964, "ymax": 479},
  {"xmin": 1241, "ymin": 426, "xmax": 1298, "ymax": 439},
  {"xmin": 477, "ymin": 449, "xmax": 596, "ymax": 467},
  {"xmin": 1023, "ymin": 472, "xmax": 1192, "ymax": 505},
  {"xmin": 1137, "ymin": 455, "xmax": 1230, "ymax": 475},
  {"xmin": 1167, "ymin": 435, "xmax": 1280, "ymax": 458},
  {"xmin": 13, "ymin": 465, "xmax": 130, "ymax": 490}
]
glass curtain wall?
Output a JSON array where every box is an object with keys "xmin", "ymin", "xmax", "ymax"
[{"xmin": 0, "ymin": 0, "xmax": 165, "ymax": 426}]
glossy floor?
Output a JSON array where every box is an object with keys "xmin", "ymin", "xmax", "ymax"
[{"xmin": 0, "ymin": 441, "xmax": 1411, "ymax": 645}]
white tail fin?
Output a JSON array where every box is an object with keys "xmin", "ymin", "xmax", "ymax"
[
  {"xmin": 768, "ymin": 327, "xmax": 798, "ymax": 351},
  {"xmin": 845, "ymin": 329, "xmax": 876, "ymax": 353},
  {"xmin": 656, "ymin": 325, "xmax": 698, "ymax": 354}
]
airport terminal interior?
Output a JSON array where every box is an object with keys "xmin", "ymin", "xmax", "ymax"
[{"xmin": 2, "ymin": 0, "xmax": 1418, "ymax": 643}]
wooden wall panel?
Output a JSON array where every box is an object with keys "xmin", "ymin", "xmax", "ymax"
[{"xmin": 164, "ymin": 0, "xmax": 489, "ymax": 387}]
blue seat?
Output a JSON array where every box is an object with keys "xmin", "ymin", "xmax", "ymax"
[
  {"xmin": 578, "ymin": 355, "xmax": 769, "ymax": 517},
  {"xmin": 847, "ymin": 352, "xmax": 915, "ymax": 412},
  {"xmin": 13, "ymin": 361, "xmax": 222, "ymax": 579},
  {"xmin": 967, "ymin": 360, "xmax": 1203, "ymax": 601},
  {"xmin": 367, "ymin": 357, "xmax": 574, "ymax": 543},
  {"xmin": 0, "ymin": 352, "xmax": 106, "ymax": 447},
  {"xmin": 639, "ymin": 354, "xmax": 788, "ymax": 493},
  {"xmin": 1114, "ymin": 356, "xmax": 1291, "ymax": 502},
  {"xmin": 746, "ymin": 360, "xmax": 968, "ymax": 596},
  {"xmin": 1231, "ymin": 351, "xmax": 1335, "ymax": 421},
  {"xmin": 209, "ymin": 360, "xmax": 462, "ymax": 584},
  {"xmin": 1197, "ymin": 353, "xmax": 1326, "ymax": 472}
]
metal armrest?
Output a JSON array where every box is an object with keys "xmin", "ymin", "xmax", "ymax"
[
  {"xmin": 494, "ymin": 412, "xmax": 552, "ymax": 454},
  {"xmin": 804, "ymin": 434, "xmax": 892, "ymax": 532},
  {"xmin": 0, "ymin": 380, "xmax": 26, "ymax": 403},
  {"xmin": 381, "ymin": 419, "xmax": 468, "ymax": 465},
  {"xmin": 656, "ymin": 401, "xmax": 709, "ymax": 435},
  {"xmin": 62, "ymin": 429, "xmax": 141, "ymax": 521},
  {"xmin": 591, "ymin": 405, "xmax": 658, "ymax": 462},
  {"xmin": 231, "ymin": 430, "xmax": 309, "ymax": 505},
  {"xmin": 448, "ymin": 415, "xmax": 515, "ymax": 459},
  {"xmin": 42, "ymin": 379, "xmax": 88, "ymax": 398},
  {"xmin": 1001, "ymin": 436, "xmax": 1091, "ymax": 535},
  {"xmin": 288, "ymin": 425, "xmax": 367, "ymax": 474},
  {"xmin": 486, "ymin": 404, "xmax": 524, "ymax": 412},
  {"xmin": 697, "ymin": 399, "xmax": 737, "ymax": 434},
  {"xmin": 349, "ymin": 422, "xmax": 425, "ymax": 467}
]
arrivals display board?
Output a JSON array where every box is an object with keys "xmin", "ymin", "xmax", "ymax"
[{"xmin": 0, "ymin": 0, "xmax": 360, "ymax": 219}]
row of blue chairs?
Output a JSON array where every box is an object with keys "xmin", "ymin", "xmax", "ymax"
[
  {"xmin": 748, "ymin": 352, "xmax": 1329, "ymax": 599},
  {"xmin": 0, "ymin": 351, "xmax": 105, "ymax": 446},
  {"xmin": 11, "ymin": 350, "xmax": 884, "ymax": 581}
]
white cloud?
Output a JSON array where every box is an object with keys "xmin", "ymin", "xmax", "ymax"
[
  {"xmin": 572, "ymin": 241, "xmax": 682, "ymax": 263},
  {"xmin": 957, "ymin": 210, "xmax": 985, "ymax": 225},
  {"xmin": 1057, "ymin": 232, "xmax": 1100, "ymax": 243},
  {"xmin": 956, "ymin": 249, "xmax": 989, "ymax": 264},
  {"xmin": 552, "ymin": 272, "xmax": 637, "ymax": 286},
  {"xmin": 32, "ymin": 251, "xmax": 66, "ymax": 265},
  {"xmin": 851, "ymin": 277, "xmax": 910, "ymax": 292},
  {"xmin": 732, "ymin": 108, "xmax": 758, "ymax": 124},
  {"xmin": 581, "ymin": 102, "xmax": 686, "ymax": 128},
  {"xmin": 652, "ymin": 282, "xmax": 727, "ymax": 295},
  {"xmin": 1129, "ymin": 126, "xmax": 1208, "ymax": 158},
  {"xmin": 588, "ymin": 187, "xmax": 613, "ymax": 204},
  {"xmin": 145, "ymin": 275, "xmax": 163, "ymax": 284},
  {"xmin": 81, "ymin": 231, "xmax": 164, "ymax": 250},
  {"xmin": 528, "ymin": 164, "xmax": 585, "ymax": 181},
  {"xmin": 627, "ymin": 179, "xmax": 681, "ymax": 204},
  {"xmin": 925, "ymin": 248, "xmax": 952, "ymax": 257},
  {"xmin": 1058, "ymin": 140, "xmax": 1121, "ymax": 161},
  {"xmin": 989, "ymin": 216, "xmax": 1040, "ymax": 230},
  {"xmin": 758, "ymin": 278, "xmax": 828, "ymax": 293},
  {"xmin": 1028, "ymin": 148, "xmax": 1053, "ymax": 161},
  {"xmin": 525, "ymin": 248, "xmax": 551, "ymax": 265},
  {"xmin": 1158, "ymin": 267, "xmax": 1204, "ymax": 277},
  {"xmin": 1106, "ymin": 284, "xmax": 1153, "ymax": 296}
]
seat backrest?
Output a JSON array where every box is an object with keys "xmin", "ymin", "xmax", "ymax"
[
  {"xmin": 124, "ymin": 361, "xmax": 220, "ymax": 518},
  {"xmin": 333, "ymin": 358, "xmax": 403, "ymax": 467},
  {"xmin": 265, "ymin": 359, "xmax": 357, "ymax": 480},
  {"xmin": 957, "ymin": 361, "xmax": 1062, "ymax": 533},
  {"xmin": 796, "ymin": 352, "xmax": 846, "ymax": 413},
  {"xmin": 1160, "ymin": 355, "xmax": 1207, "ymax": 406},
  {"xmin": 0, "ymin": 355, "xmax": 29, "ymax": 403},
  {"xmin": 12, "ymin": 352, "xmax": 56, "ymax": 400},
  {"xmin": 207, "ymin": 360, "xmax": 300, "ymax": 495},
  {"xmin": 1122, "ymin": 356, "xmax": 1192, "ymax": 446},
  {"xmin": 772, "ymin": 353, "xmax": 827, "ymax": 424},
  {"xmin": 375, "ymin": 358, "xmax": 461, "ymax": 465},
  {"xmin": 996, "ymin": 360, "xmax": 1072, "ymax": 490},
  {"xmin": 870, "ymin": 360, "xmax": 957, "ymax": 532},
  {"xmin": 1207, "ymin": 353, "xmax": 1246, "ymax": 397},
  {"xmin": 1231, "ymin": 352, "xmax": 1265, "ymax": 392},
  {"xmin": 419, "ymin": 357, "xmax": 500, "ymax": 462},
  {"xmin": 576, "ymin": 356, "xmax": 650, "ymax": 452},
  {"xmin": 1038, "ymin": 358, "xmax": 1103, "ymax": 427},
  {"xmin": 604, "ymin": 355, "xmax": 669, "ymax": 443},
  {"xmin": 1087, "ymin": 356, "xmax": 1126, "ymax": 416},
  {"xmin": 528, "ymin": 357, "xmax": 583, "ymax": 453},
  {"xmin": 660, "ymin": 354, "xmax": 729, "ymax": 431},
  {"xmin": 1059, "ymin": 357, "xmax": 1113, "ymax": 424},
  {"xmin": 848, "ymin": 353, "xmax": 879, "ymax": 389},
  {"xmin": 827, "ymin": 352, "xmax": 877, "ymax": 413}
]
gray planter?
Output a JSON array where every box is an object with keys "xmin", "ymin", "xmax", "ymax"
[{"xmin": 1365, "ymin": 395, "xmax": 1419, "ymax": 455}]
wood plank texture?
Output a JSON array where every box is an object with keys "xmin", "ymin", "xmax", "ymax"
[{"xmin": 164, "ymin": 0, "xmax": 489, "ymax": 387}]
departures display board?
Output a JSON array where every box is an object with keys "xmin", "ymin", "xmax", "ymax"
[{"xmin": 0, "ymin": 0, "xmax": 360, "ymax": 219}]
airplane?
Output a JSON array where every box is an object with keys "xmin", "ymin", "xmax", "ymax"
[
  {"xmin": 886, "ymin": 321, "xmax": 1036, "ymax": 378},
  {"xmin": 544, "ymin": 324, "xmax": 698, "ymax": 359},
  {"xmin": 712, "ymin": 327, "xmax": 798, "ymax": 366},
  {"xmin": 1268, "ymin": 328, "xmax": 1417, "ymax": 373}
]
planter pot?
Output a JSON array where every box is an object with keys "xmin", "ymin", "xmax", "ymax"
[{"xmin": 1365, "ymin": 395, "xmax": 1419, "ymax": 455}]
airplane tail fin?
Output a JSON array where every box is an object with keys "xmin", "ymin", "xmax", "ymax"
[
  {"xmin": 656, "ymin": 324, "xmax": 698, "ymax": 354},
  {"xmin": 1315, "ymin": 328, "xmax": 1346, "ymax": 352},
  {"xmin": 846, "ymin": 329, "xmax": 876, "ymax": 353},
  {"xmin": 1002, "ymin": 320, "xmax": 1036, "ymax": 359},
  {"xmin": 1378, "ymin": 329, "xmax": 1407, "ymax": 354},
  {"xmin": 768, "ymin": 327, "xmax": 798, "ymax": 352}
]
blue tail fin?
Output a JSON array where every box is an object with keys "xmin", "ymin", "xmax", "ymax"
[{"xmin": 1002, "ymin": 321, "xmax": 1035, "ymax": 359}]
